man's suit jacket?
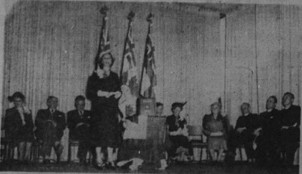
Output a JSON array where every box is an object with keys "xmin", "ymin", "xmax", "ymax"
[
  {"xmin": 67, "ymin": 109, "xmax": 91, "ymax": 140},
  {"xmin": 35, "ymin": 109, "xmax": 66, "ymax": 141}
]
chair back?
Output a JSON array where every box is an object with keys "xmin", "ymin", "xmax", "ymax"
[{"xmin": 187, "ymin": 125, "xmax": 203, "ymax": 136}]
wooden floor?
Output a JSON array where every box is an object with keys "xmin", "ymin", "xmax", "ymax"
[{"xmin": 0, "ymin": 161, "xmax": 299, "ymax": 174}]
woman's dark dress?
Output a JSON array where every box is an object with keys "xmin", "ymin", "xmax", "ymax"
[
  {"xmin": 165, "ymin": 115, "xmax": 192, "ymax": 157},
  {"xmin": 86, "ymin": 71, "xmax": 121, "ymax": 148},
  {"xmin": 203, "ymin": 114, "xmax": 227, "ymax": 150},
  {"xmin": 4, "ymin": 108, "xmax": 34, "ymax": 146}
]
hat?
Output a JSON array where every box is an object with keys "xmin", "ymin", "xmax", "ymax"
[
  {"xmin": 8, "ymin": 92, "xmax": 25, "ymax": 102},
  {"xmin": 171, "ymin": 102, "xmax": 187, "ymax": 110}
]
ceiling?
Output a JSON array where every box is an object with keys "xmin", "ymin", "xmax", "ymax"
[{"xmin": 179, "ymin": 3, "xmax": 244, "ymax": 14}]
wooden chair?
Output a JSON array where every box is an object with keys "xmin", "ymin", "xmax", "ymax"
[
  {"xmin": 1, "ymin": 138, "xmax": 18, "ymax": 162},
  {"xmin": 30, "ymin": 139, "xmax": 42, "ymax": 163},
  {"xmin": 1, "ymin": 137, "xmax": 10, "ymax": 161},
  {"xmin": 187, "ymin": 125, "xmax": 208, "ymax": 162}
]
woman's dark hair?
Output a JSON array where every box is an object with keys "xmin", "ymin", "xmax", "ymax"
[
  {"xmin": 9, "ymin": 92, "xmax": 25, "ymax": 102},
  {"xmin": 171, "ymin": 102, "xmax": 184, "ymax": 112},
  {"xmin": 94, "ymin": 52, "xmax": 115, "ymax": 70}
]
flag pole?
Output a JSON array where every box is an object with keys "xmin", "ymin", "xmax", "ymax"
[
  {"xmin": 98, "ymin": 6, "xmax": 108, "ymax": 54},
  {"xmin": 120, "ymin": 11, "xmax": 135, "ymax": 82},
  {"xmin": 139, "ymin": 13, "xmax": 154, "ymax": 99},
  {"xmin": 95, "ymin": 6, "xmax": 109, "ymax": 70}
]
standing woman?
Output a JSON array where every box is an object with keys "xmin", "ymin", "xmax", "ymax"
[
  {"xmin": 203, "ymin": 102, "xmax": 228, "ymax": 162},
  {"xmin": 4, "ymin": 92, "xmax": 34, "ymax": 162},
  {"xmin": 86, "ymin": 52, "xmax": 121, "ymax": 169}
]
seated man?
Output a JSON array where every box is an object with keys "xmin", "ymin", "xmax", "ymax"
[
  {"xmin": 165, "ymin": 102, "xmax": 192, "ymax": 161},
  {"xmin": 279, "ymin": 92, "xmax": 301, "ymax": 166},
  {"xmin": 234, "ymin": 103, "xmax": 261, "ymax": 162},
  {"xmin": 256, "ymin": 96, "xmax": 281, "ymax": 165},
  {"xmin": 67, "ymin": 95, "xmax": 92, "ymax": 164},
  {"xmin": 35, "ymin": 96, "xmax": 66, "ymax": 164},
  {"xmin": 155, "ymin": 102, "xmax": 164, "ymax": 117}
]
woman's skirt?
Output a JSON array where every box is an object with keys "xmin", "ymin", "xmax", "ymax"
[
  {"xmin": 91, "ymin": 107, "xmax": 122, "ymax": 148},
  {"xmin": 208, "ymin": 136, "xmax": 227, "ymax": 150}
]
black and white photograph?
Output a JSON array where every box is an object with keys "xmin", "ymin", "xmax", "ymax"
[{"xmin": 0, "ymin": 0, "xmax": 301, "ymax": 173}]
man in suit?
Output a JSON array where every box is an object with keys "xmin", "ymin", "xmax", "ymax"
[
  {"xmin": 256, "ymin": 96, "xmax": 281, "ymax": 165},
  {"xmin": 234, "ymin": 103, "xmax": 261, "ymax": 162},
  {"xmin": 35, "ymin": 96, "xmax": 66, "ymax": 164},
  {"xmin": 67, "ymin": 95, "xmax": 92, "ymax": 164},
  {"xmin": 279, "ymin": 92, "xmax": 301, "ymax": 166}
]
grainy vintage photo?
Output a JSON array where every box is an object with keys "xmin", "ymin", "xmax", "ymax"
[{"xmin": 0, "ymin": 0, "xmax": 301, "ymax": 173}]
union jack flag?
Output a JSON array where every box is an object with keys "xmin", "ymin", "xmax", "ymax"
[
  {"xmin": 96, "ymin": 6, "xmax": 110, "ymax": 70},
  {"xmin": 120, "ymin": 11, "xmax": 139, "ymax": 97},
  {"xmin": 140, "ymin": 14, "xmax": 157, "ymax": 99}
]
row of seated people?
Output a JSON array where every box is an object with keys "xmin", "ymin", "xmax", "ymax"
[
  {"xmin": 230, "ymin": 93, "xmax": 300, "ymax": 166},
  {"xmin": 3, "ymin": 93, "xmax": 92, "ymax": 164},
  {"xmin": 2, "ymin": 91, "xmax": 300, "ymax": 168},
  {"xmin": 164, "ymin": 92, "xmax": 300, "ymax": 166}
]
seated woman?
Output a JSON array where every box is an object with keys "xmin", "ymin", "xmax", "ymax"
[
  {"xmin": 165, "ymin": 102, "xmax": 192, "ymax": 161},
  {"xmin": 203, "ymin": 102, "xmax": 228, "ymax": 162},
  {"xmin": 4, "ymin": 92, "xmax": 34, "ymax": 163}
]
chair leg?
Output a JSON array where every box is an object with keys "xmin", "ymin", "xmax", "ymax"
[
  {"xmin": 238, "ymin": 147, "xmax": 242, "ymax": 161},
  {"xmin": 32, "ymin": 144, "xmax": 39, "ymax": 163},
  {"xmin": 88, "ymin": 151, "xmax": 92, "ymax": 164},
  {"xmin": 68, "ymin": 143, "xmax": 71, "ymax": 163},
  {"xmin": 199, "ymin": 147, "xmax": 202, "ymax": 162},
  {"xmin": 2, "ymin": 144, "xmax": 7, "ymax": 161}
]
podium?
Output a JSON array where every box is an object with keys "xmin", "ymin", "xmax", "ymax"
[
  {"xmin": 119, "ymin": 98, "xmax": 167, "ymax": 163},
  {"xmin": 119, "ymin": 115, "xmax": 167, "ymax": 164},
  {"xmin": 139, "ymin": 98, "xmax": 156, "ymax": 116}
]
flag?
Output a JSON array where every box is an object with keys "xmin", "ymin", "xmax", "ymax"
[
  {"xmin": 95, "ymin": 6, "xmax": 110, "ymax": 70},
  {"xmin": 140, "ymin": 14, "xmax": 157, "ymax": 98},
  {"xmin": 120, "ymin": 11, "xmax": 139, "ymax": 97},
  {"xmin": 119, "ymin": 12, "xmax": 139, "ymax": 118}
]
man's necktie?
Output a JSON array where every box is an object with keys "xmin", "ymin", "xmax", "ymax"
[{"xmin": 79, "ymin": 111, "xmax": 83, "ymax": 119}]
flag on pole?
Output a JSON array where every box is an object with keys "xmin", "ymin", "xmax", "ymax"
[
  {"xmin": 140, "ymin": 14, "xmax": 157, "ymax": 98},
  {"xmin": 120, "ymin": 11, "xmax": 139, "ymax": 97},
  {"xmin": 119, "ymin": 12, "xmax": 139, "ymax": 118},
  {"xmin": 95, "ymin": 6, "xmax": 110, "ymax": 70}
]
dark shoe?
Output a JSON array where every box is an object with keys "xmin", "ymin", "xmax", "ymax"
[
  {"xmin": 80, "ymin": 159, "xmax": 87, "ymax": 166},
  {"xmin": 56, "ymin": 155, "xmax": 61, "ymax": 164},
  {"xmin": 105, "ymin": 162, "xmax": 116, "ymax": 170},
  {"xmin": 22, "ymin": 160, "xmax": 30, "ymax": 165},
  {"xmin": 95, "ymin": 165, "xmax": 104, "ymax": 170},
  {"xmin": 93, "ymin": 162, "xmax": 104, "ymax": 170},
  {"xmin": 43, "ymin": 159, "xmax": 51, "ymax": 164}
]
